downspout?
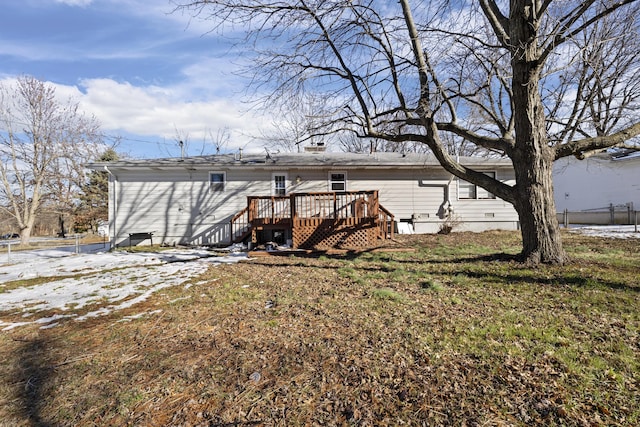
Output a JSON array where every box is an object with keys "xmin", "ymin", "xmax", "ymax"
[
  {"xmin": 104, "ymin": 166, "xmax": 117, "ymax": 249},
  {"xmin": 414, "ymin": 175, "xmax": 454, "ymax": 223},
  {"xmin": 444, "ymin": 174, "xmax": 454, "ymax": 217}
]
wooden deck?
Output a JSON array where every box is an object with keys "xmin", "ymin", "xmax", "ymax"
[{"xmin": 231, "ymin": 191, "xmax": 394, "ymax": 249}]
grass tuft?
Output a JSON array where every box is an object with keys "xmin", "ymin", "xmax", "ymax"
[{"xmin": 370, "ymin": 287, "xmax": 404, "ymax": 301}]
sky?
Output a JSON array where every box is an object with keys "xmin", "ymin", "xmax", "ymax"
[{"xmin": 0, "ymin": 0, "xmax": 271, "ymax": 159}]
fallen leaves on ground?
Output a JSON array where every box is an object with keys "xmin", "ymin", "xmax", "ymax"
[{"xmin": 0, "ymin": 231, "xmax": 638, "ymax": 426}]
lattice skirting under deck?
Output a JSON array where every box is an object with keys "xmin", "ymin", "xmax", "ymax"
[{"xmin": 292, "ymin": 218, "xmax": 380, "ymax": 249}]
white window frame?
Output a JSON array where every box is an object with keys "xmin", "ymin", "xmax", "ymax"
[
  {"xmin": 329, "ymin": 171, "xmax": 347, "ymax": 192},
  {"xmin": 458, "ymin": 171, "xmax": 496, "ymax": 200},
  {"xmin": 272, "ymin": 172, "xmax": 288, "ymax": 196},
  {"xmin": 209, "ymin": 171, "xmax": 226, "ymax": 192}
]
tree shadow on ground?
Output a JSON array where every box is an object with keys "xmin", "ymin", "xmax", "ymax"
[
  {"xmin": 247, "ymin": 250, "xmax": 639, "ymax": 293},
  {"xmin": 443, "ymin": 253, "xmax": 640, "ymax": 292},
  {"xmin": 14, "ymin": 337, "xmax": 56, "ymax": 427}
]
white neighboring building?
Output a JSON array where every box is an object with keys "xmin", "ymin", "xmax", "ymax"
[{"xmin": 553, "ymin": 150, "xmax": 640, "ymax": 223}]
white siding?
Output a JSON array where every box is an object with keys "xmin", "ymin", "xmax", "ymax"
[
  {"xmin": 110, "ymin": 164, "xmax": 519, "ymax": 246},
  {"xmin": 112, "ymin": 169, "xmax": 265, "ymax": 246},
  {"xmin": 449, "ymin": 169, "xmax": 519, "ymax": 232},
  {"xmin": 553, "ymin": 156, "xmax": 640, "ymax": 212},
  {"xmin": 347, "ymin": 169, "xmax": 452, "ymax": 221}
]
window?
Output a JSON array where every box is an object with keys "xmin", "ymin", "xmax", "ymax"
[
  {"xmin": 273, "ymin": 173, "xmax": 287, "ymax": 196},
  {"xmin": 459, "ymin": 171, "xmax": 496, "ymax": 200},
  {"xmin": 458, "ymin": 179, "xmax": 477, "ymax": 199},
  {"xmin": 209, "ymin": 172, "xmax": 226, "ymax": 192},
  {"xmin": 329, "ymin": 172, "xmax": 346, "ymax": 191}
]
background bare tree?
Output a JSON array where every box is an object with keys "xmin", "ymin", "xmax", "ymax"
[
  {"xmin": 337, "ymin": 132, "xmax": 433, "ymax": 154},
  {"xmin": 0, "ymin": 76, "xmax": 104, "ymax": 244},
  {"xmin": 261, "ymin": 92, "xmax": 334, "ymax": 152},
  {"xmin": 175, "ymin": 0, "xmax": 640, "ymax": 264},
  {"xmin": 47, "ymin": 130, "xmax": 108, "ymax": 237},
  {"xmin": 545, "ymin": 5, "xmax": 640, "ymax": 153},
  {"xmin": 209, "ymin": 126, "xmax": 231, "ymax": 154},
  {"xmin": 166, "ymin": 127, "xmax": 231, "ymax": 157},
  {"xmin": 337, "ymin": 126, "xmax": 486, "ymax": 155}
]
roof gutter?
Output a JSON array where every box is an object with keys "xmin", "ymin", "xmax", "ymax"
[{"xmin": 103, "ymin": 166, "xmax": 118, "ymax": 248}]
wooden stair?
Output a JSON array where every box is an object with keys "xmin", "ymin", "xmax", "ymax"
[{"xmin": 230, "ymin": 191, "xmax": 394, "ymax": 249}]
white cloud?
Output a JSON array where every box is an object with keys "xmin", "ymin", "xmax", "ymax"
[
  {"xmin": 106, "ymin": 0, "xmax": 227, "ymax": 36},
  {"xmin": 55, "ymin": 0, "xmax": 93, "ymax": 6},
  {"xmin": 1, "ymin": 74, "xmax": 271, "ymax": 155},
  {"xmin": 66, "ymin": 78, "xmax": 271, "ymax": 152},
  {"xmin": 0, "ymin": 0, "xmax": 275, "ymax": 157}
]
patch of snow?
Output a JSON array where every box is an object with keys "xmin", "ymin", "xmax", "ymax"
[
  {"xmin": 569, "ymin": 225, "xmax": 640, "ymax": 239},
  {"xmin": 222, "ymin": 242, "xmax": 247, "ymax": 253},
  {"xmin": 118, "ymin": 309, "xmax": 163, "ymax": 322},
  {"xmin": 0, "ymin": 247, "xmax": 247, "ymax": 330}
]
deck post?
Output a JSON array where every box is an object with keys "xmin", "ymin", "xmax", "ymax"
[
  {"xmin": 290, "ymin": 193, "xmax": 297, "ymax": 248},
  {"xmin": 248, "ymin": 197, "xmax": 257, "ymax": 245},
  {"xmin": 271, "ymin": 196, "xmax": 275, "ymax": 220},
  {"xmin": 247, "ymin": 196, "xmax": 254, "ymax": 222},
  {"xmin": 371, "ymin": 190, "xmax": 379, "ymax": 216},
  {"xmin": 290, "ymin": 193, "xmax": 297, "ymax": 219}
]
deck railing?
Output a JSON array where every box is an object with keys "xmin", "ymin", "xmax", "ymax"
[
  {"xmin": 291, "ymin": 191, "xmax": 380, "ymax": 220},
  {"xmin": 249, "ymin": 196, "xmax": 291, "ymax": 220},
  {"xmin": 378, "ymin": 204, "xmax": 395, "ymax": 240},
  {"xmin": 230, "ymin": 190, "xmax": 394, "ymax": 244},
  {"xmin": 230, "ymin": 206, "xmax": 250, "ymax": 243}
]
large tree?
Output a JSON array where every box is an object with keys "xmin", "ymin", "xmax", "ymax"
[
  {"xmin": 0, "ymin": 76, "xmax": 103, "ymax": 244},
  {"xmin": 176, "ymin": 1, "xmax": 640, "ymax": 264}
]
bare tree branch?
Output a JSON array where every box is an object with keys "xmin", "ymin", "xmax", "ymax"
[
  {"xmin": 554, "ymin": 121, "xmax": 640, "ymax": 159},
  {"xmin": 479, "ymin": 0, "xmax": 510, "ymax": 48},
  {"xmin": 541, "ymin": 0, "xmax": 638, "ymax": 64}
]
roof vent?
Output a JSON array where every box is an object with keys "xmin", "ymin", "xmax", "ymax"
[{"xmin": 304, "ymin": 142, "xmax": 326, "ymax": 153}]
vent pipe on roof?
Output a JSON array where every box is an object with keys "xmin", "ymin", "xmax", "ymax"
[{"xmin": 304, "ymin": 144, "xmax": 326, "ymax": 153}]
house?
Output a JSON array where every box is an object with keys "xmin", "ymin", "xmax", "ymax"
[
  {"xmin": 553, "ymin": 149, "xmax": 640, "ymax": 224},
  {"xmin": 88, "ymin": 150, "xmax": 518, "ymax": 248}
]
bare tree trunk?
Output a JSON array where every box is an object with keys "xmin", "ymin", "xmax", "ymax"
[
  {"xmin": 510, "ymin": 2, "xmax": 568, "ymax": 264},
  {"xmin": 512, "ymin": 152, "xmax": 567, "ymax": 264},
  {"xmin": 20, "ymin": 220, "xmax": 34, "ymax": 246},
  {"xmin": 58, "ymin": 215, "xmax": 66, "ymax": 238}
]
